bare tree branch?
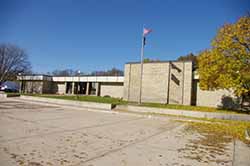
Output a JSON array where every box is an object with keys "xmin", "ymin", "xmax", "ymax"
[{"xmin": 0, "ymin": 43, "xmax": 32, "ymax": 82}]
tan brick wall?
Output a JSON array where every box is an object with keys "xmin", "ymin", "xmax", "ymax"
[
  {"xmin": 196, "ymin": 82, "xmax": 236, "ymax": 108},
  {"xmin": 100, "ymin": 82, "xmax": 124, "ymax": 98},
  {"xmin": 123, "ymin": 61, "xmax": 193, "ymax": 104}
]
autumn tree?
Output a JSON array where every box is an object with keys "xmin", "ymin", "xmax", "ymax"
[
  {"xmin": 198, "ymin": 16, "xmax": 250, "ymax": 99},
  {"xmin": 0, "ymin": 44, "xmax": 31, "ymax": 82}
]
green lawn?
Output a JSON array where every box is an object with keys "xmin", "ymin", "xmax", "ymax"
[
  {"xmin": 22, "ymin": 94, "xmax": 249, "ymax": 114},
  {"xmin": 137, "ymin": 102, "xmax": 247, "ymax": 114},
  {"xmin": 23, "ymin": 94, "xmax": 127, "ymax": 105}
]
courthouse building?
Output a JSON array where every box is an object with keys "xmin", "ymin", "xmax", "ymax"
[{"xmin": 17, "ymin": 61, "xmax": 235, "ymax": 108}]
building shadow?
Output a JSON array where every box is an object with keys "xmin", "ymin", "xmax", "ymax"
[
  {"xmin": 170, "ymin": 62, "xmax": 182, "ymax": 73},
  {"xmin": 171, "ymin": 74, "xmax": 180, "ymax": 85}
]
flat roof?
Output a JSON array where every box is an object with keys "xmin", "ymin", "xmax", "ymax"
[
  {"xmin": 17, "ymin": 75, "xmax": 124, "ymax": 83},
  {"xmin": 17, "ymin": 75, "xmax": 52, "ymax": 81},
  {"xmin": 126, "ymin": 60, "xmax": 193, "ymax": 64}
]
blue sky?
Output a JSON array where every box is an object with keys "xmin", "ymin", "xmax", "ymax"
[{"xmin": 0, "ymin": 0, "xmax": 249, "ymax": 73}]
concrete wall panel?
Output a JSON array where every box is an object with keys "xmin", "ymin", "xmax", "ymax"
[
  {"xmin": 183, "ymin": 62, "xmax": 193, "ymax": 105},
  {"xmin": 100, "ymin": 83, "xmax": 123, "ymax": 98},
  {"xmin": 123, "ymin": 61, "xmax": 193, "ymax": 104},
  {"xmin": 141, "ymin": 63, "xmax": 169, "ymax": 103},
  {"xmin": 169, "ymin": 62, "xmax": 183, "ymax": 104},
  {"xmin": 196, "ymin": 83, "xmax": 236, "ymax": 108},
  {"xmin": 57, "ymin": 83, "xmax": 66, "ymax": 94}
]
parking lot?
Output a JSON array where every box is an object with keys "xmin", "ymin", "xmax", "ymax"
[{"xmin": 0, "ymin": 98, "xmax": 243, "ymax": 166}]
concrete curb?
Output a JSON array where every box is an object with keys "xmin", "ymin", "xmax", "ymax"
[
  {"xmin": 20, "ymin": 95, "xmax": 113, "ymax": 110},
  {"xmin": 0, "ymin": 93, "xmax": 7, "ymax": 98},
  {"xmin": 233, "ymin": 140, "xmax": 250, "ymax": 166},
  {"xmin": 115, "ymin": 105, "xmax": 250, "ymax": 121},
  {"xmin": 0, "ymin": 93, "xmax": 20, "ymax": 98},
  {"xmin": 245, "ymin": 129, "xmax": 250, "ymax": 141}
]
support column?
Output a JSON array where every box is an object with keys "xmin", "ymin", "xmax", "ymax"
[
  {"xmin": 72, "ymin": 82, "xmax": 75, "ymax": 94},
  {"xmin": 64, "ymin": 82, "xmax": 67, "ymax": 94},
  {"xmin": 77, "ymin": 83, "xmax": 80, "ymax": 94},
  {"xmin": 19, "ymin": 81, "xmax": 22, "ymax": 93},
  {"xmin": 96, "ymin": 83, "xmax": 100, "ymax": 96},
  {"xmin": 86, "ymin": 82, "xmax": 90, "ymax": 95}
]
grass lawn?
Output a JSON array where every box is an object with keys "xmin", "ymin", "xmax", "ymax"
[
  {"xmin": 137, "ymin": 102, "xmax": 249, "ymax": 114},
  {"xmin": 22, "ymin": 94, "xmax": 249, "ymax": 114},
  {"xmin": 23, "ymin": 94, "xmax": 127, "ymax": 105}
]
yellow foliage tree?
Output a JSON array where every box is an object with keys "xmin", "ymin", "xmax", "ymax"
[{"xmin": 198, "ymin": 16, "xmax": 250, "ymax": 98}]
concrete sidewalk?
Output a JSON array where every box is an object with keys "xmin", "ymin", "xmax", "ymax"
[
  {"xmin": 115, "ymin": 105, "xmax": 250, "ymax": 121},
  {"xmin": 233, "ymin": 140, "xmax": 250, "ymax": 166}
]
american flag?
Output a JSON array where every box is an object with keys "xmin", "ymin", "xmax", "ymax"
[
  {"xmin": 143, "ymin": 28, "xmax": 152, "ymax": 45},
  {"xmin": 143, "ymin": 28, "xmax": 152, "ymax": 36}
]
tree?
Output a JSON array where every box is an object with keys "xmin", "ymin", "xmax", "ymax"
[
  {"xmin": 0, "ymin": 44, "xmax": 31, "ymax": 82},
  {"xmin": 91, "ymin": 68, "xmax": 124, "ymax": 76},
  {"xmin": 177, "ymin": 53, "xmax": 198, "ymax": 68},
  {"xmin": 143, "ymin": 58, "xmax": 161, "ymax": 63},
  {"xmin": 50, "ymin": 68, "xmax": 123, "ymax": 76},
  {"xmin": 106, "ymin": 68, "xmax": 123, "ymax": 76},
  {"xmin": 49, "ymin": 69, "xmax": 88, "ymax": 76},
  {"xmin": 198, "ymin": 16, "xmax": 250, "ymax": 98},
  {"xmin": 51, "ymin": 69, "xmax": 75, "ymax": 76}
]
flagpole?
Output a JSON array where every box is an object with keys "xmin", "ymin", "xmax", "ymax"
[{"xmin": 138, "ymin": 27, "xmax": 144, "ymax": 104}]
